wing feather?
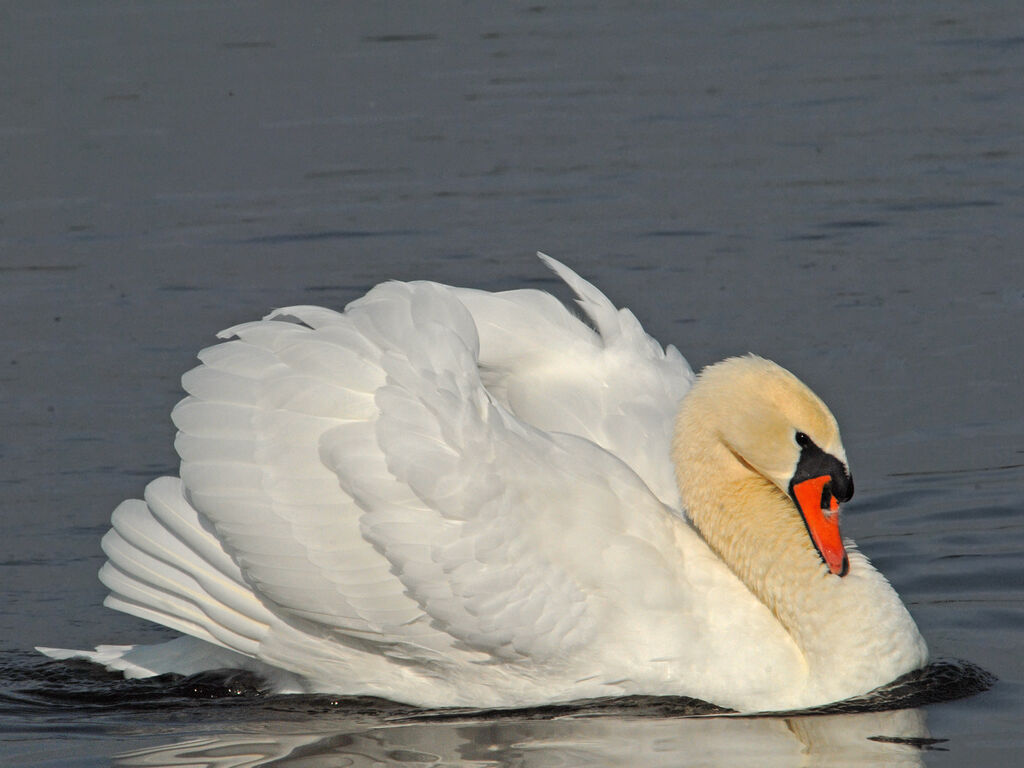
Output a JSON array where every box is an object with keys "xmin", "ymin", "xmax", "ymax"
[
  {"xmin": 173, "ymin": 310, "xmax": 435, "ymax": 643},
  {"xmin": 103, "ymin": 255, "xmax": 695, "ymax": 673},
  {"xmin": 449, "ymin": 256, "xmax": 694, "ymax": 505},
  {"xmin": 315, "ymin": 279, "xmax": 686, "ymax": 661}
]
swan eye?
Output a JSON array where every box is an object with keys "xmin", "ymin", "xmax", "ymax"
[{"xmin": 795, "ymin": 431, "xmax": 811, "ymax": 448}]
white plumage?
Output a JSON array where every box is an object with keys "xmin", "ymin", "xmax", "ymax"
[{"xmin": 40, "ymin": 254, "xmax": 927, "ymax": 711}]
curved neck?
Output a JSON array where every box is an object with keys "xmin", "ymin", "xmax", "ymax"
[
  {"xmin": 676, "ymin": 438, "xmax": 824, "ymax": 634},
  {"xmin": 673, "ymin": 418, "xmax": 926, "ymax": 702}
]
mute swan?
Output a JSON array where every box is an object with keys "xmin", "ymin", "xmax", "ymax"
[{"xmin": 40, "ymin": 254, "xmax": 927, "ymax": 712}]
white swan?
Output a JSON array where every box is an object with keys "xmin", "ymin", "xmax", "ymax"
[{"xmin": 40, "ymin": 254, "xmax": 927, "ymax": 712}]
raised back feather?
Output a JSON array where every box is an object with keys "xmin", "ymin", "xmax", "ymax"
[{"xmin": 160, "ymin": 262, "xmax": 692, "ymax": 666}]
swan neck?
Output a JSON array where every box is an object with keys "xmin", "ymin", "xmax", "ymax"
[
  {"xmin": 677, "ymin": 442, "xmax": 825, "ymax": 639},
  {"xmin": 673, "ymin": 418, "xmax": 927, "ymax": 700}
]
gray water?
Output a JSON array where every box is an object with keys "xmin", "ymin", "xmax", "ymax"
[{"xmin": 2, "ymin": 1, "xmax": 1022, "ymax": 765}]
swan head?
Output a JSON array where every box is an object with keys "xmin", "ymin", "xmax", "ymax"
[{"xmin": 678, "ymin": 355, "xmax": 855, "ymax": 576}]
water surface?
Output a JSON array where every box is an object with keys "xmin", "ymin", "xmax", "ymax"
[{"xmin": 2, "ymin": 2, "xmax": 1022, "ymax": 766}]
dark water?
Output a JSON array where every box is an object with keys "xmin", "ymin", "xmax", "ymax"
[
  {"xmin": 2, "ymin": 1, "xmax": 1022, "ymax": 765},
  {"xmin": 0, "ymin": 653, "xmax": 997, "ymax": 766}
]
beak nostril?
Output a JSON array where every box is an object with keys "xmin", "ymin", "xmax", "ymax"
[{"xmin": 820, "ymin": 483, "xmax": 832, "ymax": 511}]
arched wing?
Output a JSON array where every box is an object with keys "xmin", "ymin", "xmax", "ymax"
[{"xmin": 172, "ymin": 273, "xmax": 682, "ymax": 663}]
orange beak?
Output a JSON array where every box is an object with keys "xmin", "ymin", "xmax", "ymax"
[{"xmin": 792, "ymin": 474, "xmax": 848, "ymax": 576}]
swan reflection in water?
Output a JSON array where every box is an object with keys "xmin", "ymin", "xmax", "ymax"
[{"xmin": 115, "ymin": 707, "xmax": 936, "ymax": 768}]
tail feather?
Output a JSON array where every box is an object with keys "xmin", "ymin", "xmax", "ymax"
[
  {"xmin": 98, "ymin": 478, "xmax": 274, "ymax": 659},
  {"xmin": 38, "ymin": 637, "xmax": 305, "ymax": 688}
]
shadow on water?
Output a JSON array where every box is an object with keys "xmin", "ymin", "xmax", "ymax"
[{"xmin": 0, "ymin": 651, "xmax": 994, "ymax": 766}]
